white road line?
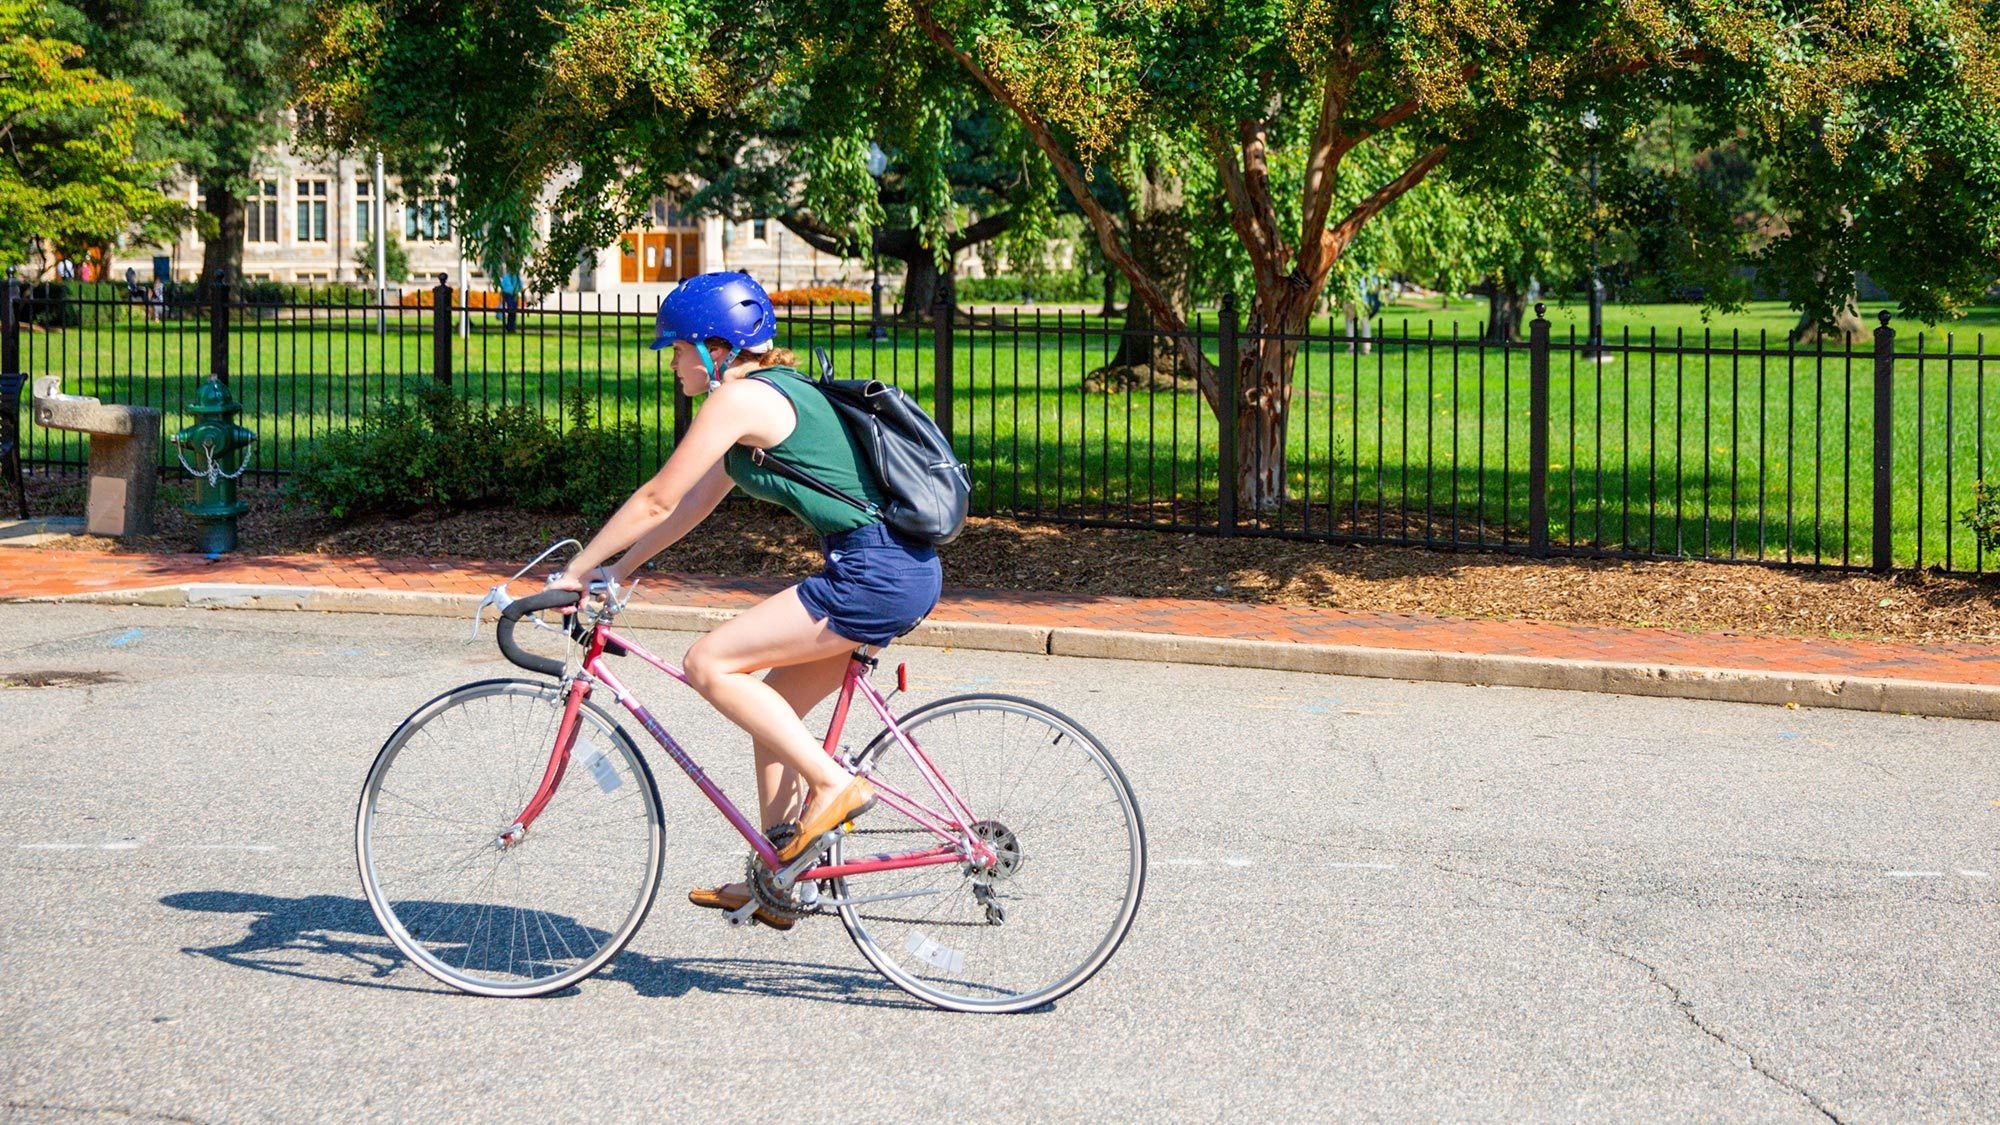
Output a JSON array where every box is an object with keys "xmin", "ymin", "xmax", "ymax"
[
  {"xmin": 1160, "ymin": 856, "xmax": 1397, "ymax": 871},
  {"xmin": 1885, "ymin": 870, "xmax": 1947, "ymax": 878},
  {"xmin": 1956, "ymin": 869, "xmax": 1991, "ymax": 879},
  {"xmin": 18, "ymin": 842, "xmax": 278, "ymax": 853}
]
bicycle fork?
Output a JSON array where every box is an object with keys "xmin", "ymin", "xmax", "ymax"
[{"xmin": 498, "ymin": 679, "xmax": 592, "ymax": 848}]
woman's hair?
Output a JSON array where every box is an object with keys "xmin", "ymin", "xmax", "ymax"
[{"xmin": 705, "ymin": 337, "xmax": 797, "ymax": 369}]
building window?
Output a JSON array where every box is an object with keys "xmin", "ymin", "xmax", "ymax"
[
  {"xmin": 296, "ymin": 179, "xmax": 328, "ymax": 242},
  {"xmin": 245, "ymin": 179, "xmax": 279, "ymax": 243},
  {"xmin": 752, "ymin": 218, "xmax": 769, "ymax": 242},
  {"xmin": 404, "ymin": 191, "xmax": 452, "ymax": 242},
  {"xmin": 355, "ymin": 178, "xmax": 372, "ymax": 241}
]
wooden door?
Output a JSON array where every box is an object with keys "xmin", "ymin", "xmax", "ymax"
[
  {"xmin": 642, "ymin": 233, "xmax": 670, "ymax": 282},
  {"xmin": 619, "ymin": 234, "xmax": 639, "ymax": 283},
  {"xmin": 675, "ymin": 232, "xmax": 702, "ymax": 278}
]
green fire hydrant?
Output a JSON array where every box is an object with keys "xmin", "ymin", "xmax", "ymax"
[{"xmin": 171, "ymin": 375, "xmax": 256, "ymax": 554}]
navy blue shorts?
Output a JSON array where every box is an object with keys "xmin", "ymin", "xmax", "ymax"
[{"xmin": 796, "ymin": 522, "xmax": 943, "ymax": 647}]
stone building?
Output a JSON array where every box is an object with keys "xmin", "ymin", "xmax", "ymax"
[{"xmin": 105, "ymin": 141, "xmax": 883, "ymax": 302}]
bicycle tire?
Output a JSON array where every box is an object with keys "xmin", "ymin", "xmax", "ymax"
[
  {"xmin": 830, "ymin": 693, "xmax": 1145, "ymax": 1013},
  {"xmin": 356, "ymin": 678, "xmax": 665, "ymax": 997}
]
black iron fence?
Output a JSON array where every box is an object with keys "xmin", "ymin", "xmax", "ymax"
[{"xmin": 4, "ymin": 269, "xmax": 1996, "ymax": 575}]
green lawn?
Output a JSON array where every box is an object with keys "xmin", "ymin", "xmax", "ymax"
[{"xmin": 15, "ymin": 298, "xmax": 1999, "ymax": 572}]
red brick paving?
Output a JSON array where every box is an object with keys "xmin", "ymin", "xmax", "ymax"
[{"xmin": 6, "ymin": 548, "xmax": 1997, "ymax": 687}]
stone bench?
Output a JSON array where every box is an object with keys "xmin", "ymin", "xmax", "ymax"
[{"xmin": 30, "ymin": 377, "xmax": 160, "ymax": 538}]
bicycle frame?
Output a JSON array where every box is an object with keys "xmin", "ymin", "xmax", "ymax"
[{"xmin": 504, "ymin": 618, "xmax": 994, "ymax": 881}]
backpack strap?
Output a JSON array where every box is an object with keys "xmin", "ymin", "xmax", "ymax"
[{"xmin": 745, "ymin": 375, "xmax": 881, "ymax": 518}]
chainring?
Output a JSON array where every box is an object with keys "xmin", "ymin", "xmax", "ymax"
[{"xmin": 743, "ymin": 822, "xmax": 813, "ymax": 923}]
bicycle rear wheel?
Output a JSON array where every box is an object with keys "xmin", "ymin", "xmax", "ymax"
[
  {"xmin": 831, "ymin": 694, "xmax": 1145, "ymax": 1013},
  {"xmin": 356, "ymin": 678, "xmax": 664, "ymax": 997}
]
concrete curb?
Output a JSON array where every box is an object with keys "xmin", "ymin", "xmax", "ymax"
[{"xmin": 30, "ymin": 584, "xmax": 1999, "ymax": 721}]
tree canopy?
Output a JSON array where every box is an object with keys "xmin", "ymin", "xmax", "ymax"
[
  {"xmin": 295, "ymin": 0, "xmax": 1064, "ymax": 300},
  {"xmin": 0, "ymin": 0, "xmax": 181, "ymax": 269},
  {"xmin": 903, "ymin": 0, "xmax": 2000, "ymax": 506},
  {"xmin": 55, "ymin": 0, "xmax": 311, "ymax": 283}
]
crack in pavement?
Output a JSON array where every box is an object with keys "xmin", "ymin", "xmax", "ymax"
[
  {"xmin": 1571, "ymin": 927, "xmax": 1848, "ymax": 1124},
  {"xmin": 3, "ymin": 1101, "xmax": 207, "ymax": 1124}
]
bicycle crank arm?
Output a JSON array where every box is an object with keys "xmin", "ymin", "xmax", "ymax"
[
  {"xmin": 723, "ymin": 899, "xmax": 762, "ymax": 927},
  {"xmin": 770, "ymin": 832, "xmax": 841, "ymax": 891}
]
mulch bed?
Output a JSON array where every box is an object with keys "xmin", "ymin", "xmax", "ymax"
[{"xmin": 20, "ymin": 473, "xmax": 2000, "ymax": 645}]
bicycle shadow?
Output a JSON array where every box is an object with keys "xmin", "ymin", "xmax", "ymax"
[{"xmin": 160, "ymin": 890, "xmax": 925, "ymax": 1010}]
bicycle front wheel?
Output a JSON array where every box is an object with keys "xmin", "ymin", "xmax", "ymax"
[
  {"xmin": 356, "ymin": 678, "xmax": 665, "ymax": 997},
  {"xmin": 832, "ymin": 694, "xmax": 1146, "ymax": 1013}
]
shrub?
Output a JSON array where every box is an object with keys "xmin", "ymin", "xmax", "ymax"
[
  {"xmin": 1965, "ymin": 480, "xmax": 2000, "ymax": 554},
  {"xmin": 288, "ymin": 383, "xmax": 641, "ymax": 521},
  {"xmin": 770, "ymin": 286, "xmax": 870, "ymax": 307}
]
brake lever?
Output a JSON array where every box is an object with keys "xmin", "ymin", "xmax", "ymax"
[{"xmin": 467, "ymin": 583, "xmax": 516, "ymax": 642}]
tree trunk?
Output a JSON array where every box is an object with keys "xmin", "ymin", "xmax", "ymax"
[
  {"xmin": 1090, "ymin": 158, "xmax": 1190, "ymax": 390},
  {"xmin": 199, "ymin": 184, "xmax": 245, "ymax": 294},
  {"xmin": 1481, "ymin": 276, "xmax": 1527, "ymax": 343},
  {"xmin": 1098, "ymin": 267, "xmax": 1119, "ymax": 318},
  {"xmin": 896, "ymin": 252, "xmax": 943, "ymax": 321},
  {"xmin": 1790, "ymin": 290, "xmax": 1866, "ymax": 346},
  {"xmin": 1232, "ymin": 284, "xmax": 1316, "ymax": 513}
]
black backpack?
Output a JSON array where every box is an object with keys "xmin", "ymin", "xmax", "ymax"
[{"xmin": 748, "ymin": 349, "xmax": 972, "ymax": 546}]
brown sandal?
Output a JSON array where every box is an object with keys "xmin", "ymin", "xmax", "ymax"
[
  {"xmin": 688, "ymin": 884, "xmax": 795, "ymax": 931},
  {"xmin": 775, "ymin": 778, "xmax": 877, "ymax": 864}
]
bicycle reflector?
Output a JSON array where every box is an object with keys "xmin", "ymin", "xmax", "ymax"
[{"xmin": 897, "ymin": 663, "xmax": 909, "ymax": 693}]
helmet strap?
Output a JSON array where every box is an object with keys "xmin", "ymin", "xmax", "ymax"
[{"xmin": 702, "ymin": 345, "xmax": 740, "ymax": 392}]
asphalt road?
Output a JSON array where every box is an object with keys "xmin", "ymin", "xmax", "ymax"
[{"xmin": 0, "ymin": 602, "xmax": 1995, "ymax": 1122}]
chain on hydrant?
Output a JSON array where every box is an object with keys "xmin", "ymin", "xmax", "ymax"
[{"xmin": 171, "ymin": 375, "xmax": 256, "ymax": 554}]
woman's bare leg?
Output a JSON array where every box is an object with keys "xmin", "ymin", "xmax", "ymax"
[
  {"xmin": 750, "ymin": 650, "xmax": 853, "ymax": 830},
  {"xmin": 681, "ymin": 586, "xmax": 859, "ymax": 800}
]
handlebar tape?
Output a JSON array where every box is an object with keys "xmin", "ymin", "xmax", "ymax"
[{"xmin": 496, "ymin": 589, "xmax": 581, "ymax": 677}]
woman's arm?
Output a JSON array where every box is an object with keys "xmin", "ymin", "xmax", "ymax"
[
  {"xmin": 605, "ymin": 459, "xmax": 734, "ymax": 584},
  {"xmin": 553, "ymin": 380, "xmax": 783, "ymax": 589}
]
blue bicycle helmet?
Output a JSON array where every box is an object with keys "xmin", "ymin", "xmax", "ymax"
[{"xmin": 650, "ymin": 271, "xmax": 776, "ymax": 354}]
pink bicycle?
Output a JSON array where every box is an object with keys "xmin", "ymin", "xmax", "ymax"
[{"xmin": 354, "ymin": 559, "xmax": 1146, "ymax": 1013}]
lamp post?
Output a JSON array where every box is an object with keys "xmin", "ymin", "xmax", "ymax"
[
  {"xmin": 865, "ymin": 142, "xmax": 889, "ymax": 342},
  {"xmin": 1580, "ymin": 111, "xmax": 1612, "ymax": 364}
]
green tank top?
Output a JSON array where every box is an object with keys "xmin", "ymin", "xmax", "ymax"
[{"xmin": 722, "ymin": 368, "xmax": 889, "ymax": 536}]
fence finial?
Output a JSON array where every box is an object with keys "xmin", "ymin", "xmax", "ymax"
[
  {"xmin": 1877, "ymin": 310, "xmax": 1892, "ymax": 328},
  {"xmin": 436, "ymin": 272, "xmax": 448, "ymax": 286},
  {"xmin": 1534, "ymin": 302, "xmax": 1546, "ymax": 318}
]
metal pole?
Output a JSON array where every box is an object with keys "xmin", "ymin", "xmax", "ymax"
[
  {"xmin": 2, "ymin": 268, "xmax": 28, "ymax": 518},
  {"xmin": 1218, "ymin": 294, "xmax": 1240, "ymax": 536},
  {"xmin": 932, "ymin": 275, "xmax": 954, "ymax": 446},
  {"xmin": 457, "ymin": 252, "xmax": 469, "ymax": 339},
  {"xmin": 1872, "ymin": 311, "xmax": 1895, "ymax": 572},
  {"xmin": 1529, "ymin": 303, "xmax": 1552, "ymax": 555},
  {"xmin": 432, "ymin": 273, "xmax": 453, "ymax": 386},
  {"xmin": 374, "ymin": 152, "xmax": 387, "ymax": 336},
  {"xmin": 868, "ymin": 238, "xmax": 887, "ymax": 342},
  {"xmin": 210, "ymin": 269, "xmax": 230, "ymax": 385},
  {"xmin": 1587, "ymin": 150, "xmax": 1604, "ymax": 360}
]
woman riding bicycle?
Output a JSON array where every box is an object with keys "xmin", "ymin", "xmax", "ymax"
[{"xmin": 548, "ymin": 271, "xmax": 942, "ymax": 927}]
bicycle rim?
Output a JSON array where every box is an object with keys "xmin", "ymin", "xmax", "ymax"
[
  {"xmin": 356, "ymin": 678, "xmax": 665, "ymax": 997},
  {"xmin": 832, "ymin": 694, "xmax": 1145, "ymax": 1013}
]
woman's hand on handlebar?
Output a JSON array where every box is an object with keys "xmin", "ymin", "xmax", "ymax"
[{"xmin": 544, "ymin": 566, "xmax": 608, "ymax": 612}]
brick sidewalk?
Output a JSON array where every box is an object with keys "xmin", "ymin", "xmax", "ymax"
[{"xmin": 5, "ymin": 547, "xmax": 1997, "ymax": 689}]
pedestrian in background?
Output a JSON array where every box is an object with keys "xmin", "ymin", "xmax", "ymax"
[{"xmin": 499, "ymin": 269, "xmax": 522, "ymax": 332}]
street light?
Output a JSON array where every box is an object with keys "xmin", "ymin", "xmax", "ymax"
[
  {"xmin": 1579, "ymin": 111, "xmax": 1613, "ymax": 364},
  {"xmin": 865, "ymin": 142, "xmax": 889, "ymax": 342}
]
